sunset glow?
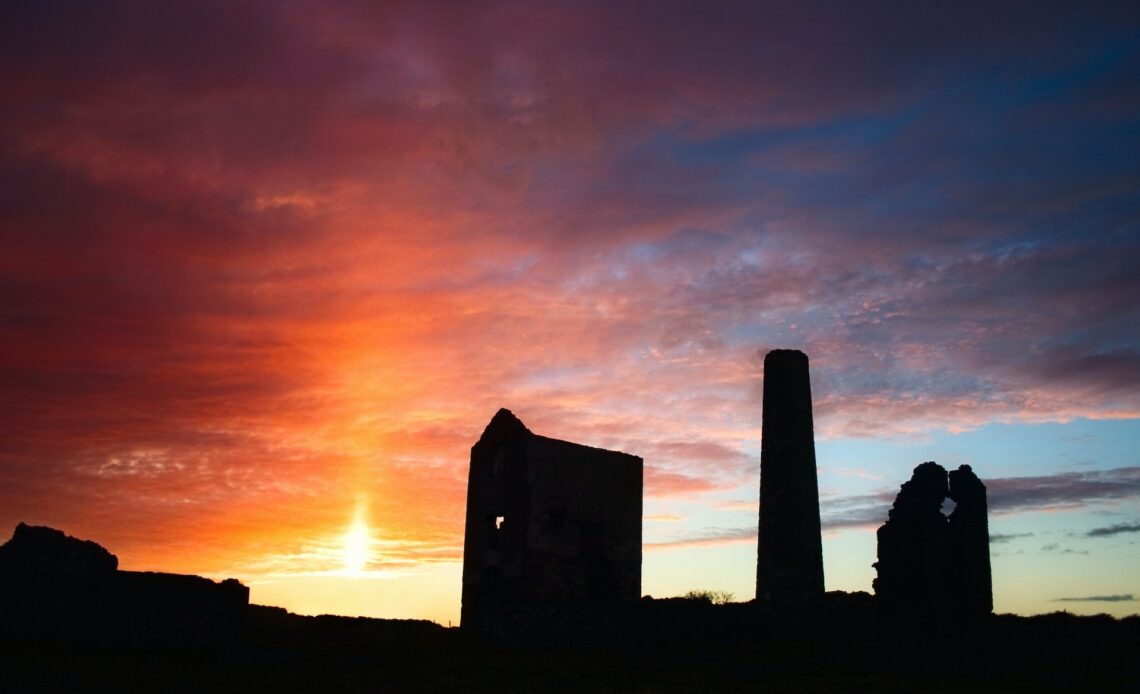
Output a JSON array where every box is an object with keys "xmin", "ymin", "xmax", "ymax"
[
  {"xmin": 342, "ymin": 503, "xmax": 372, "ymax": 577},
  {"xmin": 1, "ymin": 2, "xmax": 1137, "ymax": 626}
]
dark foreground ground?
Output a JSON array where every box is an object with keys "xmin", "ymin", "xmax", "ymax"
[{"xmin": 2, "ymin": 602, "xmax": 1137, "ymax": 693}]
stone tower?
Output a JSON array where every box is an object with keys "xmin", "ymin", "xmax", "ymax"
[{"xmin": 755, "ymin": 349, "xmax": 825, "ymax": 607}]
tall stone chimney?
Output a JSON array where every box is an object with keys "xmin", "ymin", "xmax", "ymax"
[{"xmin": 756, "ymin": 349, "xmax": 824, "ymax": 607}]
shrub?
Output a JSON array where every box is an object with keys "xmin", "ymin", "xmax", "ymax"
[{"xmin": 680, "ymin": 589, "xmax": 734, "ymax": 605}]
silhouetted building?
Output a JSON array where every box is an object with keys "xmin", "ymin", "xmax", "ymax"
[
  {"xmin": 873, "ymin": 462, "xmax": 992, "ymax": 621},
  {"xmin": 872, "ymin": 461, "xmax": 950, "ymax": 619},
  {"xmin": 461, "ymin": 409, "xmax": 642, "ymax": 632},
  {"xmin": 948, "ymin": 464, "xmax": 993, "ymax": 615},
  {"xmin": 756, "ymin": 349, "xmax": 824, "ymax": 608},
  {"xmin": 0, "ymin": 523, "xmax": 248, "ymax": 643}
]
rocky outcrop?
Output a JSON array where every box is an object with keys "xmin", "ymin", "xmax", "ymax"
[{"xmin": 0, "ymin": 523, "xmax": 248, "ymax": 643}]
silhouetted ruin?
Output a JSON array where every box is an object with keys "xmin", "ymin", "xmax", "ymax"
[
  {"xmin": 5, "ymin": 375, "xmax": 1137, "ymax": 690},
  {"xmin": 948, "ymin": 464, "xmax": 993, "ymax": 615},
  {"xmin": 0, "ymin": 523, "xmax": 248, "ymax": 643},
  {"xmin": 461, "ymin": 409, "xmax": 643, "ymax": 633},
  {"xmin": 872, "ymin": 462, "xmax": 949, "ymax": 618},
  {"xmin": 756, "ymin": 349, "xmax": 824, "ymax": 608},
  {"xmin": 873, "ymin": 462, "xmax": 992, "ymax": 621}
]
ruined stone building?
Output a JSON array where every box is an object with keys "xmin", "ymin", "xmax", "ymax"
[
  {"xmin": 461, "ymin": 409, "xmax": 643, "ymax": 630},
  {"xmin": 873, "ymin": 462, "xmax": 992, "ymax": 620},
  {"xmin": 756, "ymin": 349, "xmax": 825, "ymax": 608}
]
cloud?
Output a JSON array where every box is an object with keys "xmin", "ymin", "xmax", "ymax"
[
  {"xmin": 644, "ymin": 468, "xmax": 722, "ymax": 499},
  {"xmin": 1086, "ymin": 522, "xmax": 1140, "ymax": 538},
  {"xmin": 990, "ymin": 532, "xmax": 1035, "ymax": 544},
  {"xmin": 646, "ymin": 527, "xmax": 755, "ymax": 551},
  {"xmin": 1053, "ymin": 594, "xmax": 1135, "ymax": 603},
  {"xmin": 1041, "ymin": 543, "xmax": 1088, "ymax": 556},
  {"xmin": 820, "ymin": 493, "xmax": 894, "ymax": 530},
  {"xmin": 987, "ymin": 468, "xmax": 1140, "ymax": 513}
]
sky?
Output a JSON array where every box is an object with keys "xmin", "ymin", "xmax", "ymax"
[{"xmin": 1, "ymin": 1, "xmax": 1138, "ymax": 626}]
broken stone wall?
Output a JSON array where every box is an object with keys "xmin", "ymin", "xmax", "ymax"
[
  {"xmin": 948, "ymin": 464, "xmax": 993, "ymax": 616},
  {"xmin": 872, "ymin": 462, "xmax": 952, "ymax": 620},
  {"xmin": 873, "ymin": 463, "xmax": 992, "ymax": 621}
]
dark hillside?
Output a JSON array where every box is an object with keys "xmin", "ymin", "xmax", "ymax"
[{"xmin": 3, "ymin": 601, "xmax": 1137, "ymax": 692}]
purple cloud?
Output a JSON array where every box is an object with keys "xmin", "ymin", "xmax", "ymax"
[
  {"xmin": 1054, "ymin": 594, "xmax": 1135, "ymax": 603},
  {"xmin": 1085, "ymin": 522, "xmax": 1140, "ymax": 538}
]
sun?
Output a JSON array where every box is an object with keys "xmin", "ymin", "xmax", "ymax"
[{"xmin": 342, "ymin": 505, "xmax": 371, "ymax": 576}]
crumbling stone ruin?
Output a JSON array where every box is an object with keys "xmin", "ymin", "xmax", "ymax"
[
  {"xmin": 756, "ymin": 349, "xmax": 824, "ymax": 608},
  {"xmin": 455, "ymin": 353, "xmax": 997, "ymax": 642},
  {"xmin": 948, "ymin": 464, "xmax": 993, "ymax": 616},
  {"xmin": 873, "ymin": 462, "xmax": 992, "ymax": 621},
  {"xmin": 0, "ymin": 522, "xmax": 249, "ymax": 643},
  {"xmin": 461, "ymin": 409, "xmax": 643, "ymax": 633}
]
